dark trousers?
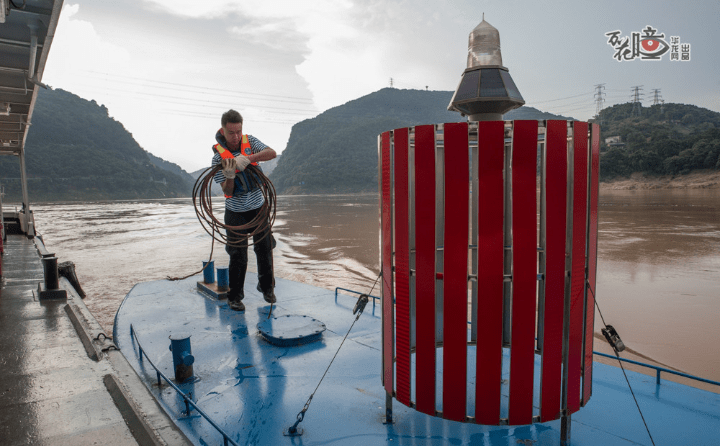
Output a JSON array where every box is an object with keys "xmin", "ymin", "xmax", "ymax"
[{"xmin": 224, "ymin": 207, "xmax": 274, "ymax": 301}]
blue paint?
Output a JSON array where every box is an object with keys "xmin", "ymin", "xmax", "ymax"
[
  {"xmin": 216, "ymin": 267, "xmax": 229, "ymax": 290},
  {"xmin": 202, "ymin": 260, "xmax": 214, "ymax": 284},
  {"xmin": 115, "ymin": 274, "xmax": 720, "ymax": 446},
  {"xmin": 169, "ymin": 333, "xmax": 195, "ymax": 382},
  {"xmin": 231, "ymin": 326, "xmax": 248, "ymax": 339},
  {"xmin": 257, "ymin": 314, "xmax": 326, "ymax": 347}
]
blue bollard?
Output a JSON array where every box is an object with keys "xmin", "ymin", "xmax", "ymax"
[
  {"xmin": 216, "ymin": 267, "xmax": 229, "ymax": 291},
  {"xmin": 169, "ymin": 333, "xmax": 195, "ymax": 382},
  {"xmin": 202, "ymin": 260, "xmax": 215, "ymax": 284}
]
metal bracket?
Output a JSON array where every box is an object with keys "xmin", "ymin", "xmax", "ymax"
[{"xmin": 283, "ymin": 427, "xmax": 303, "ymax": 437}]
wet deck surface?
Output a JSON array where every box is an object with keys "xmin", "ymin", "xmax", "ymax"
[
  {"xmin": 0, "ymin": 234, "xmax": 139, "ymax": 445},
  {"xmin": 115, "ymin": 273, "xmax": 720, "ymax": 446}
]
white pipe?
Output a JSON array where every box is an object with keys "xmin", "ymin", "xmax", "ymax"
[{"xmin": 27, "ymin": 21, "xmax": 39, "ymax": 80}]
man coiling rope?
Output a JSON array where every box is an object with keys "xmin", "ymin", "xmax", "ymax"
[
  {"xmin": 171, "ymin": 110, "xmax": 278, "ymax": 313},
  {"xmin": 168, "ymin": 162, "xmax": 276, "ymax": 282}
]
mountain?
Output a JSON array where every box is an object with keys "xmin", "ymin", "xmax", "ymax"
[
  {"xmin": 145, "ymin": 150, "xmax": 196, "ymax": 187},
  {"xmin": 190, "ymin": 167, "xmax": 222, "ymax": 197},
  {"xmin": 0, "ymin": 88, "xmax": 194, "ymax": 202},
  {"xmin": 593, "ymin": 102, "xmax": 720, "ymax": 179},
  {"xmin": 261, "ymin": 154, "xmax": 280, "ymax": 176},
  {"xmin": 505, "ymin": 106, "xmax": 573, "ymax": 121},
  {"xmin": 269, "ymin": 88, "xmax": 571, "ymax": 195}
]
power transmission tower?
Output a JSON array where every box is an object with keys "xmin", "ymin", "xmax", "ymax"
[
  {"xmin": 630, "ymin": 85, "xmax": 644, "ymax": 117},
  {"xmin": 594, "ymin": 83, "xmax": 606, "ymax": 124},
  {"xmin": 389, "ymin": 78, "xmax": 394, "ymax": 88},
  {"xmin": 651, "ymin": 88, "xmax": 664, "ymax": 113}
]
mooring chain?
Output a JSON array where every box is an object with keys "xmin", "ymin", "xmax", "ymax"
[{"xmin": 286, "ymin": 272, "xmax": 381, "ymax": 436}]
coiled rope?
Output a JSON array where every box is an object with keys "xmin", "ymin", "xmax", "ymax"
[
  {"xmin": 167, "ymin": 164, "xmax": 277, "ymax": 281},
  {"xmin": 193, "ymin": 164, "xmax": 276, "ymax": 246}
]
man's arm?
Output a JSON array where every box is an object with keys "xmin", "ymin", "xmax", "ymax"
[
  {"xmin": 247, "ymin": 147, "xmax": 276, "ymax": 164},
  {"xmin": 221, "ymin": 177, "xmax": 234, "ymax": 196}
]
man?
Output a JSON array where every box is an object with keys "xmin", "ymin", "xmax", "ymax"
[{"xmin": 212, "ymin": 109, "xmax": 277, "ymax": 311}]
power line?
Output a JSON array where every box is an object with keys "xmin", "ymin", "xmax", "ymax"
[
  {"xmin": 546, "ymin": 103, "xmax": 596, "ymax": 115},
  {"xmin": 546, "ymin": 97, "xmax": 597, "ymax": 108},
  {"xmin": 69, "ymin": 84, "xmax": 319, "ymax": 116},
  {"xmin": 164, "ymin": 110, "xmax": 302, "ymax": 125},
  {"xmin": 529, "ymin": 90, "xmax": 594, "ymax": 104},
  {"xmin": 84, "ymin": 70, "xmax": 315, "ymax": 103}
]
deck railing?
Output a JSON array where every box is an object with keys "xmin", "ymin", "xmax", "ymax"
[
  {"xmin": 129, "ymin": 324, "xmax": 239, "ymax": 446},
  {"xmin": 593, "ymin": 351, "xmax": 720, "ymax": 388},
  {"xmin": 334, "ymin": 287, "xmax": 380, "ymax": 311}
]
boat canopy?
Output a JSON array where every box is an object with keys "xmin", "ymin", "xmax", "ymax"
[{"xmin": 0, "ymin": 0, "xmax": 63, "ymax": 234}]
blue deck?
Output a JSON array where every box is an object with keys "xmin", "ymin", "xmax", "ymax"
[{"xmin": 113, "ymin": 274, "xmax": 720, "ymax": 446}]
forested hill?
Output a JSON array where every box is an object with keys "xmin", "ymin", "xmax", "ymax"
[
  {"xmin": 269, "ymin": 88, "xmax": 570, "ymax": 195},
  {"xmin": 595, "ymin": 102, "xmax": 720, "ymax": 179},
  {"xmin": 0, "ymin": 88, "xmax": 194, "ymax": 202}
]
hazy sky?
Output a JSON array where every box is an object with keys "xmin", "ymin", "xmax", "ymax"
[{"xmin": 42, "ymin": 1, "xmax": 719, "ymax": 172}]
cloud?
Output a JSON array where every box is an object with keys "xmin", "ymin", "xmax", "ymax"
[
  {"xmin": 141, "ymin": 0, "xmax": 238, "ymax": 19},
  {"xmin": 141, "ymin": 0, "xmax": 406, "ymax": 111},
  {"xmin": 228, "ymin": 18, "xmax": 306, "ymax": 52},
  {"xmin": 43, "ymin": 4, "xmax": 132, "ymax": 89},
  {"xmin": 137, "ymin": 0, "xmax": 474, "ymax": 113}
]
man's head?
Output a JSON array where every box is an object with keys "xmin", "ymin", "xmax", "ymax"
[{"xmin": 221, "ymin": 109, "xmax": 243, "ymax": 149}]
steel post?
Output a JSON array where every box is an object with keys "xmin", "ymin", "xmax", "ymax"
[
  {"xmin": 560, "ymin": 412, "xmax": 571, "ymax": 445},
  {"xmin": 18, "ymin": 148, "xmax": 32, "ymax": 235},
  {"xmin": 383, "ymin": 391, "xmax": 394, "ymax": 424},
  {"xmin": 216, "ymin": 267, "xmax": 229, "ymax": 291},
  {"xmin": 169, "ymin": 333, "xmax": 195, "ymax": 382},
  {"xmin": 502, "ymin": 135, "xmax": 512, "ymax": 345},
  {"xmin": 203, "ymin": 260, "xmax": 215, "ymax": 284},
  {"xmin": 41, "ymin": 256, "xmax": 59, "ymax": 290}
]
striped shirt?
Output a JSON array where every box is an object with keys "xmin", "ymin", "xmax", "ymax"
[{"xmin": 212, "ymin": 134, "xmax": 267, "ymax": 212}]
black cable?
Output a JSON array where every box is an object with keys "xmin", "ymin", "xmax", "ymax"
[
  {"xmin": 589, "ymin": 283, "xmax": 656, "ymax": 446},
  {"xmin": 305, "ymin": 272, "xmax": 381, "ymax": 401},
  {"xmin": 94, "ymin": 332, "xmax": 113, "ymax": 342},
  {"xmin": 288, "ymin": 271, "xmax": 382, "ymax": 434}
]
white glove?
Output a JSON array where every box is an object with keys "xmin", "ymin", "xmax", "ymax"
[
  {"xmin": 235, "ymin": 155, "xmax": 251, "ymax": 172},
  {"xmin": 221, "ymin": 158, "xmax": 236, "ymax": 179}
]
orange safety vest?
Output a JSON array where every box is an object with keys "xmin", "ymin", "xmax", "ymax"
[
  {"xmin": 213, "ymin": 134, "xmax": 259, "ymax": 198},
  {"xmin": 213, "ymin": 134, "xmax": 258, "ymax": 166}
]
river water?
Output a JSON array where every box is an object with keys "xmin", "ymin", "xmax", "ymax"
[{"xmin": 30, "ymin": 190, "xmax": 720, "ymax": 383}]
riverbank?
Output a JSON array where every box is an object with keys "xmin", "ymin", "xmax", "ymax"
[{"xmin": 600, "ymin": 170, "xmax": 720, "ymax": 190}]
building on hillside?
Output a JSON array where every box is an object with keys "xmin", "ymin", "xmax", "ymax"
[{"xmin": 605, "ymin": 136, "xmax": 625, "ymax": 148}]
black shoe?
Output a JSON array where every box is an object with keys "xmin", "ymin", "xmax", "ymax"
[
  {"xmin": 228, "ymin": 299, "xmax": 245, "ymax": 311},
  {"xmin": 257, "ymin": 283, "xmax": 276, "ymax": 304}
]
